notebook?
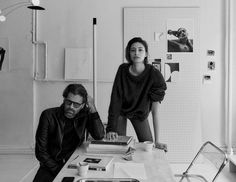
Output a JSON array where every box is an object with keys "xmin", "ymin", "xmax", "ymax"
[{"xmin": 90, "ymin": 136, "xmax": 133, "ymax": 145}]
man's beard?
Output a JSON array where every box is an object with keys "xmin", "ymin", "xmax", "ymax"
[{"xmin": 64, "ymin": 108, "xmax": 76, "ymax": 118}]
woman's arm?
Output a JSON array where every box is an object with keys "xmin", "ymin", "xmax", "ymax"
[
  {"xmin": 106, "ymin": 65, "xmax": 123, "ymax": 134},
  {"xmin": 151, "ymin": 101, "xmax": 168, "ymax": 152}
]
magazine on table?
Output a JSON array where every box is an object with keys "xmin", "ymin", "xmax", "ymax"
[{"xmin": 68, "ymin": 154, "xmax": 114, "ymax": 171}]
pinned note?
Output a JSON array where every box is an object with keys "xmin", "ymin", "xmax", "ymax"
[
  {"xmin": 154, "ymin": 32, "xmax": 164, "ymax": 41},
  {"xmin": 65, "ymin": 48, "xmax": 92, "ymax": 80}
]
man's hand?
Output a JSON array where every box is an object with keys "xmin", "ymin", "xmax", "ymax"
[
  {"xmin": 155, "ymin": 142, "xmax": 168, "ymax": 152},
  {"xmin": 87, "ymin": 95, "xmax": 97, "ymax": 113}
]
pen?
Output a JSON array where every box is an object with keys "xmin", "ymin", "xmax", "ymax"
[
  {"xmin": 67, "ymin": 155, "xmax": 80, "ymax": 169},
  {"xmin": 71, "ymin": 154, "xmax": 80, "ymax": 161}
]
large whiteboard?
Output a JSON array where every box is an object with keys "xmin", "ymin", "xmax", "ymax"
[{"xmin": 124, "ymin": 7, "xmax": 201, "ymax": 162}]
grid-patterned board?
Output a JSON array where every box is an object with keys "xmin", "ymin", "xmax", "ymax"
[{"xmin": 124, "ymin": 7, "xmax": 200, "ymax": 162}]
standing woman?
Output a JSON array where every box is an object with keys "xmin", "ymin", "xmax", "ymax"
[{"xmin": 106, "ymin": 37, "xmax": 167, "ymax": 151}]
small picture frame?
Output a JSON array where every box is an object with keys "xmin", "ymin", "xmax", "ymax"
[
  {"xmin": 207, "ymin": 50, "xmax": 215, "ymax": 56},
  {"xmin": 152, "ymin": 62, "xmax": 161, "ymax": 72},
  {"xmin": 166, "ymin": 54, "xmax": 172, "ymax": 60},
  {"xmin": 151, "ymin": 58, "xmax": 161, "ymax": 72},
  {"xmin": 84, "ymin": 158, "xmax": 101, "ymax": 164},
  {"xmin": 0, "ymin": 37, "xmax": 9, "ymax": 72}
]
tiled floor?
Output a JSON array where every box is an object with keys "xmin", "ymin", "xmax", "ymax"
[{"xmin": 0, "ymin": 154, "xmax": 236, "ymax": 182}]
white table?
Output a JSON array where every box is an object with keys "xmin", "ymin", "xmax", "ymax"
[{"xmin": 53, "ymin": 142, "xmax": 175, "ymax": 182}]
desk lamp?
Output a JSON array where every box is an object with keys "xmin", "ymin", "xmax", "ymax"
[{"xmin": 0, "ymin": 0, "xmax": 45, "ymax": 22}]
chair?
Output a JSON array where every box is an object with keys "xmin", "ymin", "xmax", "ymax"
[{"xmin": 175, "ymin": 141, "xmax": 228, "ymax": 182}]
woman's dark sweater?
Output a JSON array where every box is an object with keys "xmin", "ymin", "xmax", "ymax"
[{"xmin": 106, "ymin": 63, "xmax": 167, "ymax": 133}]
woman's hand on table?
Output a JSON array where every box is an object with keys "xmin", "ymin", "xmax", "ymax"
[{"xmin": 155, "ymin": 142, "xmax": 168, "ymax": 152}]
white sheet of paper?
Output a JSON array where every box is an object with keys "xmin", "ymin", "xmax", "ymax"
[
  {"xmin": 114, "ymin": 162, "xmax": 147, "ymax": 180},
  {"xmin": 65, "ymin": 48, "xmax": 91, "ymax": 80}
]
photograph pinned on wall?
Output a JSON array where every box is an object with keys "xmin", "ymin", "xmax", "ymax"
[
  {"xmin": 207, "ymin": 50, "xmax": 215, "ymax": 56},
  {"xmin": 154, "ymin": 32, "xmax": 164, "ymax": 42},
  {"xmin": 151, "ymin": 58, "xmax": 161, "ymax": 72},
  {"xmin": 0, "ymin": 37, "xmax": 9, "ymax": 71},
  {"xmin": 166, "ymin": 54, "xmax": 172, "ymax": 60},
  {"xmin": 167, "ymin": 19, "xmax": 194, "ymax": 53},
  {"xmin": 202, "ymin": 75, "xmax": 212, "ymax": 84},
  {"xmin": 164, "ymin": 62, "xmax": 180, "ymax": 82}
]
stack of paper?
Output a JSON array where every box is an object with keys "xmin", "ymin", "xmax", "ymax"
[
  {"xmin": 86, "ymin": 144, "xmax": 130, "ymax": 154},
  {"xmin": 86, "ymin": 136, "xmax": 133, "ymax": 154},
  {"xmin": 90, "ymin": 136, "xmax": 133, "ymax": 145}
]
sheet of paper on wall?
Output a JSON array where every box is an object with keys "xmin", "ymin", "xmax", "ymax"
[
  {"xmin": 114, "ymin": 162, "xmax": 147, "ymax": 180},
  {"xmin": 164, "ymin": 62, "xmax": 180, "ymax": 82},
  {"xmin": 65, "ymin": 48, "xmax": 92, "ymax": 80},
  {"xmin": 0, "ymin": 37, "xmax": 9, "ymax": 72},
  {"xmin": 154, "ymin": 32, "xmax": 164, "ymax": 41}
]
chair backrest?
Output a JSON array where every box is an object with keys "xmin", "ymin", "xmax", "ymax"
[{"xmin": 183, "ymin": 141, "xmax": 228, "ymax": 182}]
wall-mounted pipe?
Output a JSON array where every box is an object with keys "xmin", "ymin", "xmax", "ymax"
[
  {"xmin": 93, "ymin": 18, "xmax": 97, "ymax": 107},
  {"xmin": 32, "ymin": 10, "xmax": 48, "ymax": 80},
  {"xmin": 225, "ymin": 0, "xmax": 233, "ymax": 155}
]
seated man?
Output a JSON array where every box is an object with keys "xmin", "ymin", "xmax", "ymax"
[{"xmin": 33, "ymin": 84, "xmax": 105, "ymax": 182}]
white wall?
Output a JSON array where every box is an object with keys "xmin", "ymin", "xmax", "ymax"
[
  {"xmin": 199, "ymin": 0, "xmax": 226, "ymax": 146},
  {"xmin": 231, "ymin": 0, "xmax": 236, "ymax": 148},
  {"xmin": 0, "ymin": 0, "xmax": 235, "ymax": 155},
  {"xmin": 0, "ymin": 4, "xmax": 34, "ymax": 152}
]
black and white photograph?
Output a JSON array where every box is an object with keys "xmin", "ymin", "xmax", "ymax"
[
  {"xmin": 167, "ymin": 19, "xmax": 194, "ymax": 53},
  {"xmin": 0, "ymin": 46, "xmax": 6, "ymax": 70},
  {"xmin": 0, "ymin": 1, "xmax": 235, "ymax": 182},
  {"xmin": 0, "ymin": 37, "xmax": 9, "ymax": 71},
  {"xmin": 164, "ymin": 62, "xmax": 180, "ymax": 82},
  {"xmin": 84, "ymin": 158, "xmax": 101, "ymax": 164}
]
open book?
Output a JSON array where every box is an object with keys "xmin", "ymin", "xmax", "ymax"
[
  {"xmin": 90, "ymin": 136, "xmax": 133, "ymax": 145},
  {"xmin": 68, "ymin": 154, "xmax": 114, "ymax": 171}
]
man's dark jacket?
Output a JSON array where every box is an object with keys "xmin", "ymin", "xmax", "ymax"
[{"xmin": 35, "ymin": 105, "xmax": 105, "ymax": 175}]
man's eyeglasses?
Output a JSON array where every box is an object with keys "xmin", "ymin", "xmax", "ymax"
[{"xmin": 64, "ymin": 99, "xmax": 84, "ymax": 108}]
